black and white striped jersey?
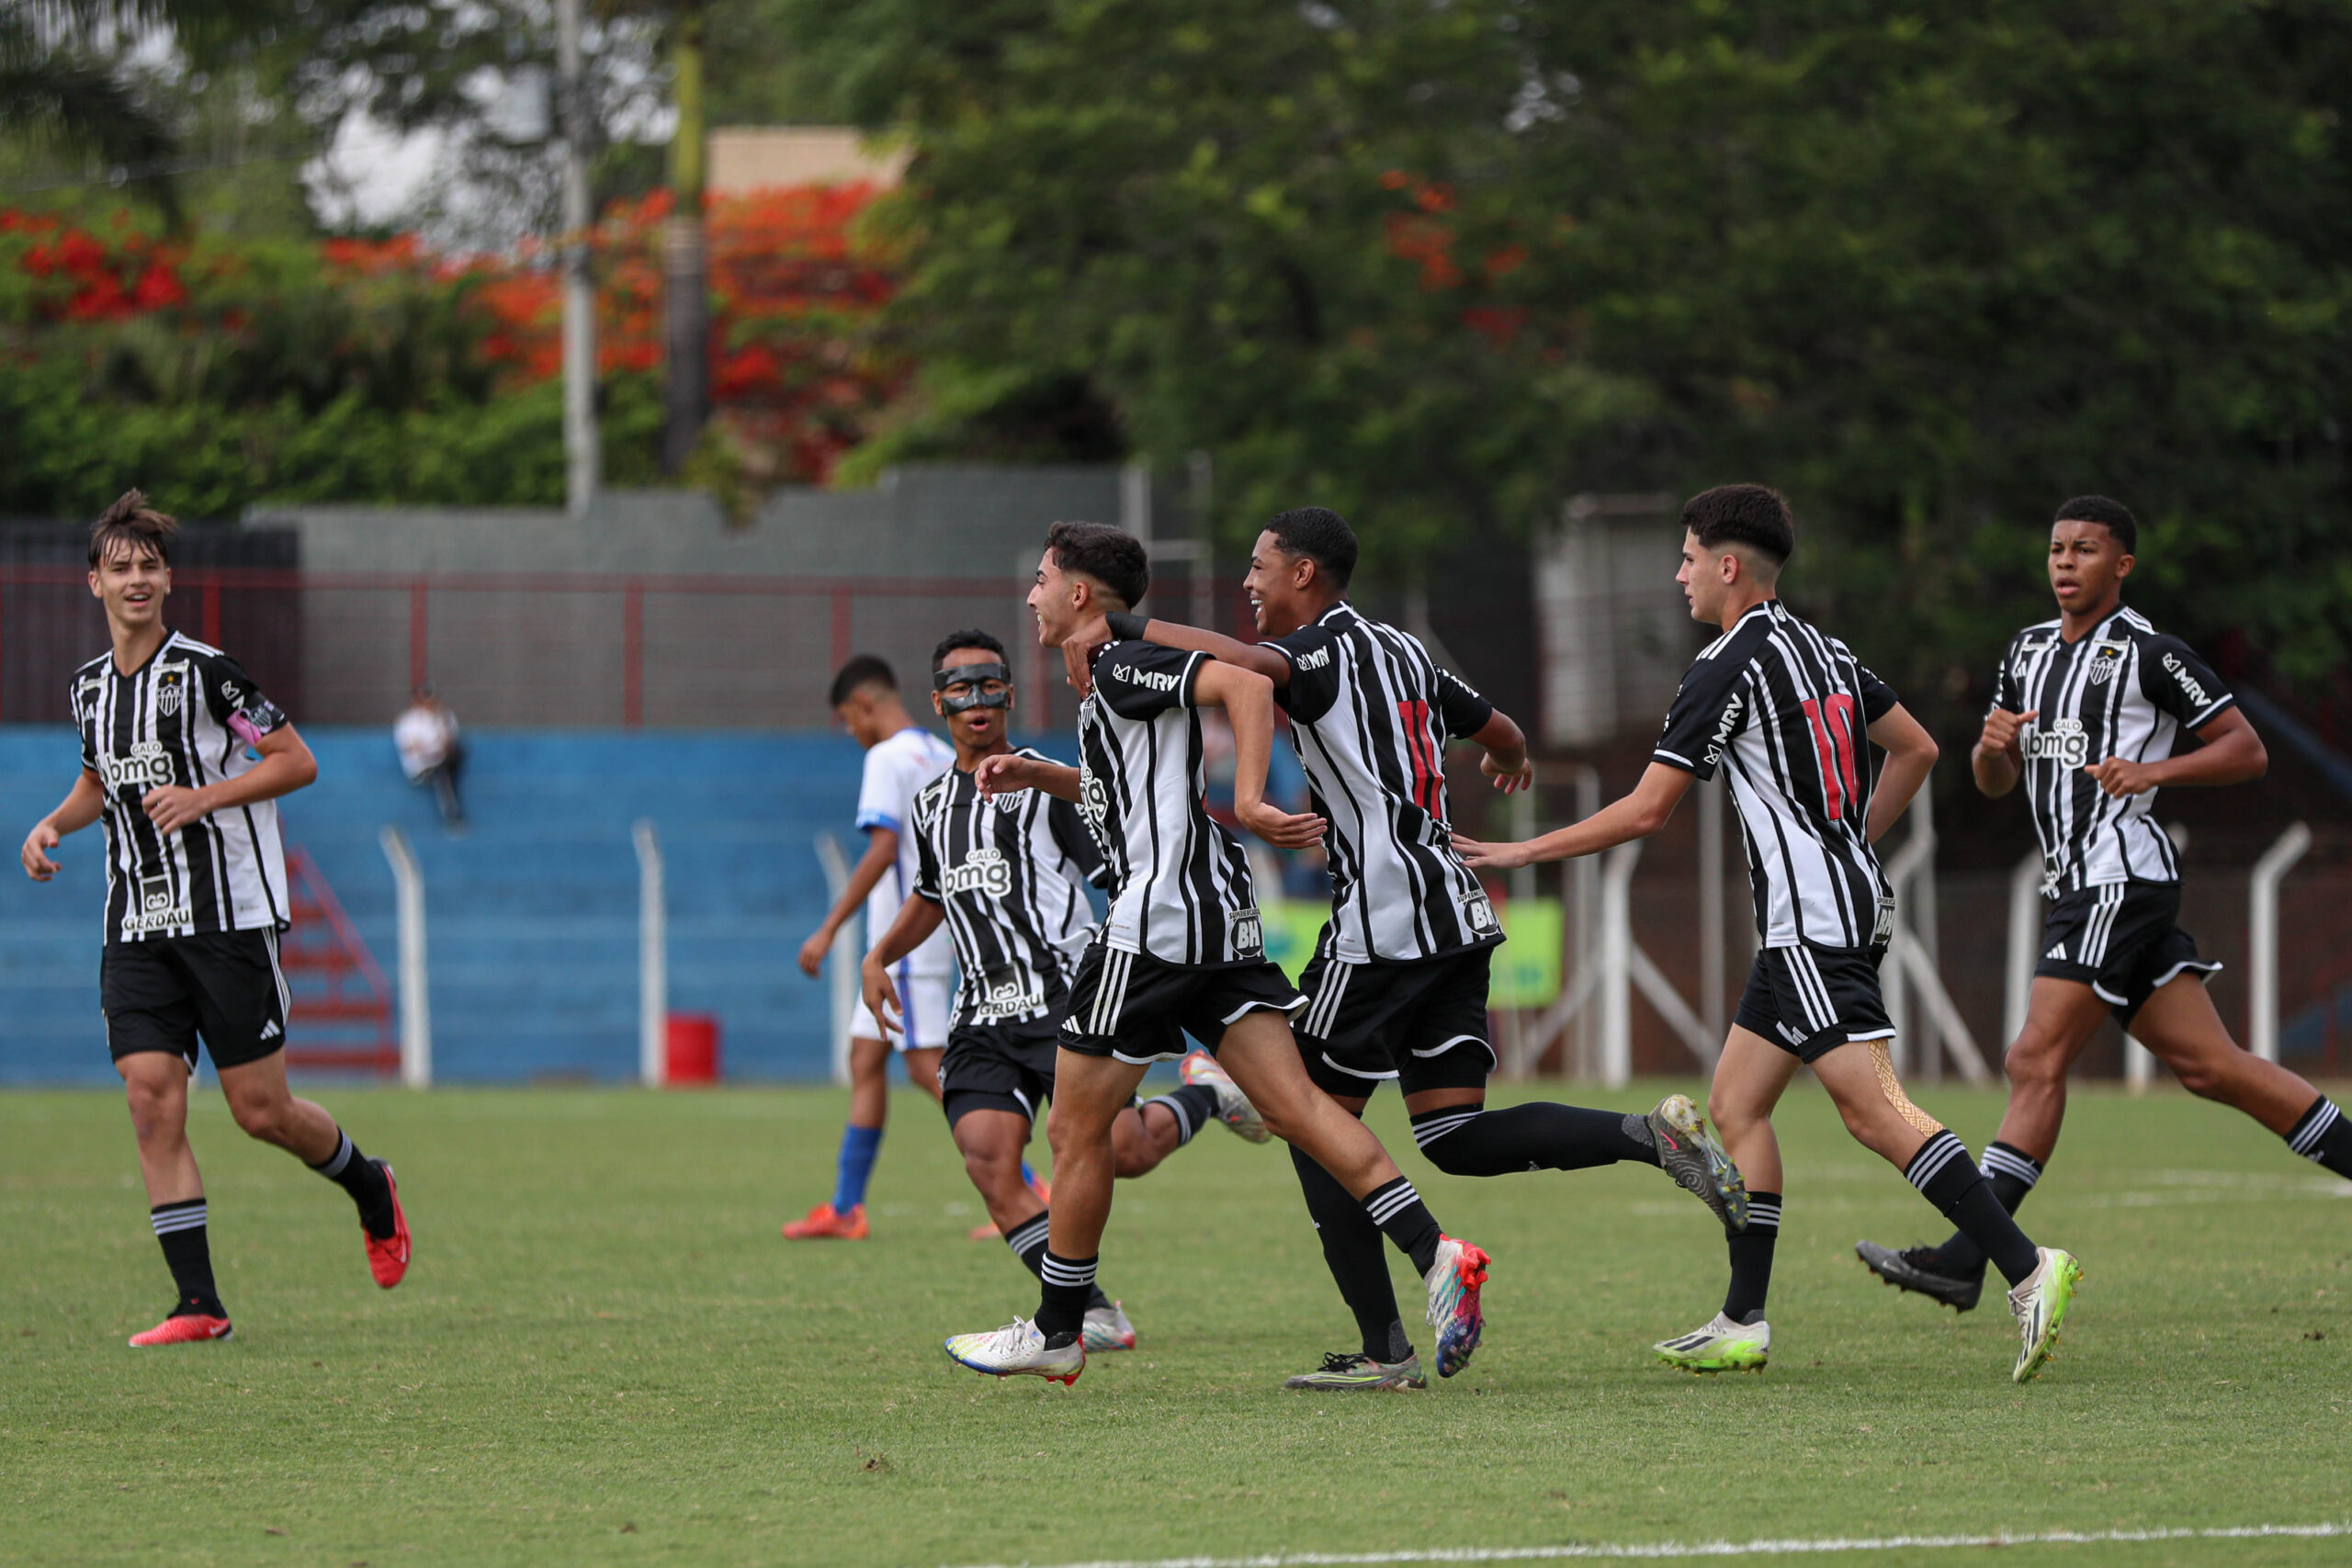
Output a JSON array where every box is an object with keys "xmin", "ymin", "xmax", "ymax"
[
  {"xmin": 910, "ymin": 750, "xmax": 1108, "ymax": 1030},
  {"xmin": 1993, "ymin": 606, "xmax": 2235, "ymax": 894},
  {"xmin": 1654, "ymin": 600, "xmax": 1900, "ymax": 952},
  {"xmin": 1270, "ymin": 603, "xmax": 1500, "ymax": 964},
  {"xmin": 1076, "ymin": 641, "xmax": 1264, "ymax": 966},
  {"xmin": 71, "ymin": 632, "xmax": 292, "ymax": 944}
]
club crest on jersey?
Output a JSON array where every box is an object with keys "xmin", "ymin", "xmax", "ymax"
[
  {"xmin": 156, "ymin": 672, "xmax": 183, "ymax": 716},
  {"xmin": 2086, "ymin": 642, "xmax": 2126, "ymax": 684},
  {"xmin": 1229, "ymin": 908, "xmax": 1264, "ymax": 959}
]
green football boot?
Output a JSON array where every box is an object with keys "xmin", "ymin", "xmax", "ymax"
[
  {"xmin": 2007, "ymin": 1247, "xmax": 2082, "ymax": 1384},
  {"xmin": 1283, "ymin": 1350, "xmax": 1428, "ymax": 1391},
  {"xmin": 1653, "ymin": 1312, "xmax": 1770, "ymax": 1372}
]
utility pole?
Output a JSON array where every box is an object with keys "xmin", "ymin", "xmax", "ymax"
[
  {"xmin": 556, "ymin": 0, "xmax": 599, "ymax": 515},
  {"xmin": 662, "ymin": 1, "xmax": 710, "ymax": 475}
]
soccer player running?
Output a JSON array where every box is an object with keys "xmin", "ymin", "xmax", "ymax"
[
  {"xmin": 862, "ymin": 629, "xmax": 1269, "ymax": 1354},
  {"xmin": 1459, "ymin": 485, "xmax": 2082, "ymax": 1383},
  {"xmin": 784, "ymin": 655, "xmax": 963, "ymax": 1241},
  {"xmin": 944, "ymin": 522, "xmax": 1492, "ymax": 1386},
  {"xmin": 1857, "ymin": 496, "xmax": 2352, "ymax": 1306},
  {"xmin": 19, "ymin": 491, "xmax": 409, "ymax": 1347},
  {"xmin": 1056, "ymin": 506, "xmax": 1747, "ymax": 1392}
]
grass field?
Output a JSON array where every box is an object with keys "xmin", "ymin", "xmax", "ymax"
[{"xmin": 4, "ymin": 1077, "xmax": 2349, "ymax": 1568}]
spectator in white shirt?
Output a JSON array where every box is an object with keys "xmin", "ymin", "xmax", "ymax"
[{"xmin": 393, "ymin": 685, "xmax": 465, "ymax": 827}]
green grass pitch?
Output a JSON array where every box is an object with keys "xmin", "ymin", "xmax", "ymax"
[{"xmin": 4, "ymin": 1078, "xmax": 2349, "ymax": 1567}]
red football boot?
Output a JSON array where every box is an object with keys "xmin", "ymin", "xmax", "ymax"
[
  {"xmin": 129, "ymin": 1312, "xmax": 233, "ymax": 1347},
  {"xmin": 781, "ymin": 1201, "xmax": 868, "ymax": 1239},
  {"xmin": 365, "ymin": 1162, "xmax": 411, "ymax": 1288}
]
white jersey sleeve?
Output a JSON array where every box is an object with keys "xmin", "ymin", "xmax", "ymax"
[{"xmin": 859, "ymin": 728, "xmax": 956, "ymax": 977}]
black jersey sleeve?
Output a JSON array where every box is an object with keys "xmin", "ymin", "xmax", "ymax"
[
  {"xmin": 70, "ymin": 674, "xmax": 98, "ymax": 773},
  {"xmin": 1095, "ymin": 641, "xmax": 1208, "ymax": 721},
  {"xmin": 2140, "ymin": 635, "xmax": 2236, "ymax": 729},
  {"xmin": 910, "ymin": 784, "xmax": 946, "ymax": 904},
  {"xmin": 1990, "ymin": 632, "xmax": 2028, "ymax": 716},
  {"xmin": 194, "ymin": 649, "xmax": 288, "ymax": 743},
  {"xmin": 1434, "ymin": 666, "xmax": 1496, "ymax": 739},
  {"xmin": 1856, "ymin": 664, "xmax": 1900, "ymax": 725},
  {"xmin": 1047, "ymin": 795, "xmax": 1112, "ymax": 888},
  {"xmin": 1654, "ymin": 649, "xmax": 1750, "ymax": 781},
  {"xmin": 1267, "ymin": 623, "xmax": 1341, "ymax": 722}
]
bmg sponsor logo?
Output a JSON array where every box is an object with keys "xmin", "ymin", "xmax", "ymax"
[{"xmin": 2019, "ymin": 717, "xmax": 2089, "ymax": 768}]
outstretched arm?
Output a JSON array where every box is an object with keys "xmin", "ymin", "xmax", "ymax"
[
  {"xmin": 1863, "ymin": 703, "xmax": 1939, "ymax": 844},
  {"xmin": 972, "ymin": 753, "xmax": 1082, "ymax": 802},
  {"xmin": 1061, "ymin": 615, "xmax": 1290, "ymax": 696},
  {"xmin": 859, "ymin": 895, "xmax": 948, "ymax": 1039},
  {"xmin": 1467, "ymin": 708, "xmax": 1532, "ymax": 795},
  {"xmin": 1455, "ymin": 762, "xmax": 1692, "ymax": 870},
  {"xmin": 1193, "ymin": 660, "xmax": 1325, "ymax": 849}
]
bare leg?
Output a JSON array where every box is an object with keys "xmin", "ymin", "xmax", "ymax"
[
  {"xmin": 846, "ymin": 1035, "xmax": 893, "ymax": 1130},
  {"xmin": 953, "ymin": 1109, "xmax": 1044, "ymax": 1233},
  {"xmin": 2132, "ymin": 975, "xmax": 2325, "ymax": 1134},
  {"xmin": 1708, "ymin": 1028, "xmax": 1804, "ymax": 1195},
  {"xmin": 902, "ymin": 1045, "xmax": 944, "ymax": 1106},
  {"xmin": 215, "ymin": 1052, "xmax": 343, "ymax": 1165},
  {"xmin": 1043, "ymin": 1050, "xmax": 1151, "ymax": 1264},
  {"xmin": 119, "ymin": 1053, "xmax": 202, "ymax": 1206},
  {"xmin": 1111, "ymin": 1102, "xmax": 1184, "ymax": 1176},
  {"xmin": 1214, "ymin": 1012, "xmax": 1403, "ymax": 1198},
  {"xmin": 1985, "ymin": 977, "xmax": 2112, "ymax": 1163}
]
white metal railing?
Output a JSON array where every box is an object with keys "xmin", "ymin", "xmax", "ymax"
[
  {"xmin": 1882, "ymin": 795, "xmax": 1991, "ymax": 1084},
  {"xmin": 634, "ymin": 818, "xmax": 665, "ymax": 1087},
  {"xmin": 2004, "ymin": 850, "xmax": 2041, "ymax": 1047},
  {"xmin": 815, "ymin": 831, "xmax": 861, "ymax": 1086},
  {"xmin": 378, "ymin": 826, "xmax": 432, "ymax": 1089},
  {"xmin": 2249, "ymin": 821, "xmax": 2313, "ymax": 1063}
]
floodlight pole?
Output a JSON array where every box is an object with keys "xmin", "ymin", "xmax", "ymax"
[{"xmin": 557, "ymin": 0, "xmax": 600, "ymax": 515}]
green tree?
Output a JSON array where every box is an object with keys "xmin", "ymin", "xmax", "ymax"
[{"xmin": 787, "ymin": 0, "xmax": 2352, "ymax": 705}]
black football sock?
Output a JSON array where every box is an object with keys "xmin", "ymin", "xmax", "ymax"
[
  {"xmin": 1290, "ymin": 1145, "xmax": 1408, "ymax": 1361},
  {"xmin": 1721, "ymin": 1190, "xmax": 1780, "ymax": 1325},
  {"xmin": 309, "ymin": 1128, "xmax": 395, "ymax": 1239},
  {"xmin": 1409, "ymin": 1101, "xmax": 1660, "ymax": 1176},
  {"xmin": 1928, "ymin": 1141, "xmax": 2039, "ymax": 1278},
  {"xmin": 2288, "ymin": 1098, "xmax": 2352, "ymax": 1180},
  {"xmin": 1362, "ymin": 1176, "xmax": 1442, "ymax": 1277},
  {"xmin": 1905, "ymin": 1132, "xmax": 2040, "ymax": 1287},
  {"xmin": 151, "ymin": 1199, "xmax": 225, "ymax": 1319},
  {"xmin": 1035, "ymin": 1251, "xmax": 1097, "ymax": 1341},
  {"xmin": 1139, "ymin": 1084, "xmax": 1226, "ymax": 1146},
  {"xmin": 1004, "ymin": 1213, "xmax": 1110, "ymax": 1311}
]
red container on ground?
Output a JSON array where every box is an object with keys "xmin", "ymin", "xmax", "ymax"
[{"xmin": 665, "ymin": 1013, "xmax": 720, "ymax": 1085}]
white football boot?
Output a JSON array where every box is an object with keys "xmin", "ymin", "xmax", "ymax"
[{"xmin": 943, "ymin": 1317, "xmax": 1085, "ymax": 1385}]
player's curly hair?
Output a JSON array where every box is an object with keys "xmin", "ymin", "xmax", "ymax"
[
  {"xmin": 1044, "ymin": 521, "xmax": 1149, "ymax": 610},
  {"xmin": 1265, "ymin": 506, "xmax": 1358, "ymax": 591},
  {"xmin": 1681, "ymin": 483, "xmax": 1793, "ymax": 568},
  {"xmin": 87, "ymin": 490, "xmax": 178, "ymax": 569},
  {"xmin": 2054, "ymin": 495, "xmax": 2137, "ymax": 553}
]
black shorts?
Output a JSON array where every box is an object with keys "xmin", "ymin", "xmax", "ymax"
[
  {"xmin": 1295, "ymin": 942, "xmax": 1498, "ymax": 1098},
  {"xmin": 1735, "ymin": 943, "xmax": 1893, "ymax": 1064},
  {"xmin": 939, "ymin": 1018, "xmax": 1060, "ymax": 1128},
  {"xmin": 2035, "ymin": 880, "xmax": 2221, "ymax": 1025},
  {"xmin": 102, "ymin": 930, "xmax": 289, "ymax": 1071},
  {"xmin": 1058, "ymin": 941, "xmax": 1305, "ymax": 1064}
]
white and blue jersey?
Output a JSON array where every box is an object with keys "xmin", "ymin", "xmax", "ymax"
[{"xmin": 855, "ymin": 726, "xmax": 957, "ymax": 1042}]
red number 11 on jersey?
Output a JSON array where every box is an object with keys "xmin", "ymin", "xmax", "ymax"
[{"xmin": 1801, "ymin": 694, "xmax": 1860, "ymax": 819}]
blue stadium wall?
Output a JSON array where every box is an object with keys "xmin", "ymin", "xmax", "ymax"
[{"xmin": 0, "ymin": 728, "xmax": 1090, "ymax": 1086}]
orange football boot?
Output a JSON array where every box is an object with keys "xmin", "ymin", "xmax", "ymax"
[
  {"xmin": 365, "ymin": 1162, "xmax": 411, "ymax": 1288},
  {"xmin": 782, "ymin": 1201, "xmax": 868, "ymax": 1239},
  {"xmin": 129, "ymin": 1312, "xmax": 233, "ymax": 1347}
]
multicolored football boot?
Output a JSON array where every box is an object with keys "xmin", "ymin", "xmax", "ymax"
[
  {"xmin": 1082, "ymin": 1301, "xmax": 1137, "ymax": 1353},
  {"xmin": 2007, "ymin": 1247, "xmax": 2081, "ymax": 1384},
  {"xmin": 1422, "ymin": 1235, "xmax": 1490, "ymax": 1378},
  {"xmin": 1646, "ymin": 1095, "xmax": 1748, "ymax": 1232},
  {"xmin": 1283, "ymin": 1350, "xmax": 1427, "ymax": 1392},
  {"xmin": 943, "ymin": 1317, "xmax": 1084, "ymax": 1385},
  {"xmin": 1653, "ymin": 1312, "xmax": 1770, "ymax": 1372},
  {"xmin": 1179, "ymin": 1051, "xmax": 1270, "ymax": 1144}
]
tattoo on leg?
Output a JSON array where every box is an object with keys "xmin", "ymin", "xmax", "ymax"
[{"xmin": 1867, "ymin": 1041, "xmax": 1944, "ymax": 1137}]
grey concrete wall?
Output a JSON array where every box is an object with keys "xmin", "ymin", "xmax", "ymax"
[{"xmin": 241, "ymin": 465, "xmax": 1130, "ymax": 726}]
